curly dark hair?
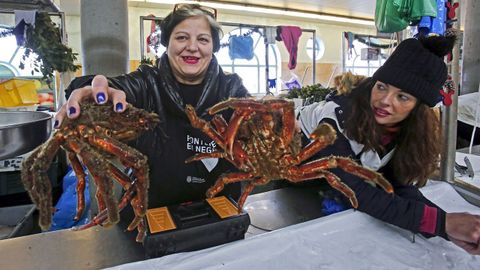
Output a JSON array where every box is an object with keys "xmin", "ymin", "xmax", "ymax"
[
  {"xmin": 160, "ymin": 4, "xmax": 223, "ymax": 52},
  {"xmin": 343, "ymin": 78, "xmax": 441, "ymax": 187}
]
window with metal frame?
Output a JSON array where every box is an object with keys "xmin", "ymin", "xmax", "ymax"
[
  {"xmin": 217, "ymin": 27, "xmax": 281, "ymax": 95},
  {"xmin": 147, "ymin": 26, "xmax": 282, "ymax": 95},
  {"xmin": 0, "ymin": 26, "xmax": 42, "ymax": 77},
  {"xmin": 342, "ymin": 34, "xmax": 395, "ymax": 77},
  {"xmin": 305, "ymin": 36, "xmax": 325, "ymax": 61}
]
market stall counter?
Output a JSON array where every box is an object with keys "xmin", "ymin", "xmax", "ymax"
[
  {"xmin": 108, "ymin": 181, "xmax": 480, "ymax": 270},
  {"xmin": 1, "ymin": 181, "xmax": 479, "ymax": 269},
  {"xmin": 0, "ymin": 185, "xmax": 324, "ymax": 270}
]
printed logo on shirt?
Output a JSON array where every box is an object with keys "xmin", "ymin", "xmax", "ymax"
[
  {"xmin": 186, "ymin": 134, "xmax": 217, "ymax": 153},
  {"xmin": 186, "ymin": 134, "xmax": 219, "ymax": 172},
  {"xmin": 186, "ymin": 175, "xmax": 206, "ymax": 184}
]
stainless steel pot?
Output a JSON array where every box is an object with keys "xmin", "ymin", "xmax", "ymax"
[{"xmin": 0, "ymin": 111, "xmax": 53, "ymax": 160}]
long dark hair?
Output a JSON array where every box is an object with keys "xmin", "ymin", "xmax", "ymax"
[{"xmin": 343, "ymin": 78, "xmax": 441, "ymax": 186}]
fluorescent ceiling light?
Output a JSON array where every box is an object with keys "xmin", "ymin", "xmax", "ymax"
[{"xmin": 136, "ymin": 0, "xmax": 375, "ymax": 26}]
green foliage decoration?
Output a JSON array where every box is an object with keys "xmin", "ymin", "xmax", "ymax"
[
  {"xmin": 286, "ymin": 83, "xmax": 335, "ymax": 104},
  {"xmin": 21, "ymin": 13, "xmax": 80, "ymax": 83},
  {"xmin": 140, "ymin": 57, "xmax": 155, "ymax": 66}
]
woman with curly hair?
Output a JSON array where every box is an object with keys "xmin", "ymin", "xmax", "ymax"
[{"xmin": 297, "ymin": 34, "xmax": 480, "ymax": 255}]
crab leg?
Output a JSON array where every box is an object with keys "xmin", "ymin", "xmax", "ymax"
[
  {"xmin": 113, "ymin": 130, "xmax": 144, "ymax": 141},
  {"xmin": 207, "ymin": 172, "xmax": 266, "ymax": 212},
  {"xmin": 185, "ymin": 150, "xmax": 244, "ymax": 165},
  {"xmin": 208, "ymin": 99, "xmax": 296, "ymax": 156},
  {"xmin": 224, "ymin": 110, "xmax": 250, "ymax": 156},
  {"xmin": 135, "ymin": 218, "xmax": 146, "ymax": 243},
  {"xmin": 287, "ymin": 168, "xmax": 358, "ymax": 208},
  {"xmin": 289, "ymin": 123, "xmax": 338, "ymax": 164},
  {"xmin": 186, "ymin": 104, "xmax": 251, "ymax": 168},
  {"xmin": 237, "ymin": 177, "xmax": 270, "ymax": 212},
  {"xmin": 335, "ymin": 157, "xmax": 393, "ymax": 193},
  {"xmin": 89, "ymin": 108, "xmax": 159, "ymax": 142},
  {"xmin": 87, "ymin": 134, "xmax": 149, "ymax": 229},
  {"xmin": 188, "ymin": 147, "xmax": 252, "ymax": 170},
  {"xmin": 21, "ymin": 133, "xmax": 63, "ymax": 231},
  {"xmin": 67, "ymin": 138, "xmax": 120, "ymax": 225},
  {"xmin": 299, "ymin": 156, "xmax": 393, "ymax": 194},
  {"xmin": 263, "ymin": 99, "xmax": 296, "ymax": 144},
  {"xmin": 208, "ymin": 98, "xmax": 265, "ymax": 114},
  {"xmin": 280, "ymin": 104, "xmax": 296, "ymax": 145},
  {"xmin": 211, "ymin": 114, "xmax": 228, "ymax": 135},
  {"xmin": 108, "ymin": 163, "xmax": 133, "ymax": 189},
  {"xmin": 77, "ymin": 184, "xmax": 135, "ymax": 229},
  {"xmin": 186, "ymin": 152, "xmax": 228, "ymax": 163},
  {"xmin": 209, "ymin": 99, "xmax": 264, "ymax": 156},
  {"xmin": 206, "ymin": 171, "xmax": 256, "ymax": 198},
  {"xmin": 212, "ymin": 113, "xmax": 252, "ymax": 168},
  {"xmin": 67, "ymin": 152, "xmax": 88, "ymax": 221},
  {"xmin": 78, "ymin": 185, "xmax": 146, "ymax": 242},
  {"xmin": 209, "ymin": 98, "xmax": 292, "ymax": 114},
  {"xmin": 185, "ymin": 104, "xmax": 226, "ymax": 149}
]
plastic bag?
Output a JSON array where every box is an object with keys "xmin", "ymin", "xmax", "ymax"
[
  {"xmin": 375, "ymin": 0, "xmax": 409, "ymax": 33},
  {"xmin": 390, "ymin": 0, "xmax": 438, "ymax": 26},
  {"xmin": 228, "ymin": 35, "xmax": 254, "ymax": 60},
  {"xmin": 283, "ymin": 73, "xmax": 302, "ymax": 90},
  {"xmin": 413, "ymin": 0, "xmax": 445, "ymax": 37},
  {"xmin": 409, "ymin": 0, "xmax": 437, "ymax": 22},
  {"xmin": 394, "ymin": 0, "xmax": 412, "ymax": 18},
  {"xmin": 49, "ymin": 168, "xmax": 91, "ymax": 231},
  {"xmin": 430, "ymin": 0, "xmax": 446, "ymax": 35}
]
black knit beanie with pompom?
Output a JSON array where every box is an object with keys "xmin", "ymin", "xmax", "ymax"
[{"xmin": 372, "ymin": 34, "xmax": 456, "ymax": 107}]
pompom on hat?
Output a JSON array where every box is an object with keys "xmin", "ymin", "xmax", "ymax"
[{"xmin": 372, "ymin": 34, "xmax": 456, "ymax": 107}]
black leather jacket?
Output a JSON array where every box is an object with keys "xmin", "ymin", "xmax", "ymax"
[{"xmin": 65, "ymin": 54, "xmax": 249, "ymax": 207}]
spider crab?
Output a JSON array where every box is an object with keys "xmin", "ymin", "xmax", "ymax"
[
  {"xmin": 21, "ymin": 100, "xmax": 160, "ymax": 242},
  {"xmin": 185, "ymin": 97, "xmax": 393, "ymax": 211}
]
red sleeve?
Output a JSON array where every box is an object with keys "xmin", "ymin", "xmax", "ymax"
[{"xmin": 419, "ymin": 205, "xmax": 438, "ymax": 234}]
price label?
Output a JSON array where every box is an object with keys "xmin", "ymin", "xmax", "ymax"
[{"xmin": 0, "ymin": 157, "xmax": 24, "ymax": 172}]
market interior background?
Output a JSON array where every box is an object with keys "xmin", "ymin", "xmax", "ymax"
[
  {"xmin": 0, "ymin": 1, "xmax": 475, "ymax": 98},
  {"xmin": 0, "ymin": 0, "xmax": 404, "ymax": 208},
  {"xmin": 0, "ymin": 0, "xmax": 476, "ymax": 231},
  {"xmin": 1, "ymin": 1, "xmax": 480, "ymax": 269},
  {"xmin": 0, "ymin": 1, "xmax": 437, "ymax": 93}
]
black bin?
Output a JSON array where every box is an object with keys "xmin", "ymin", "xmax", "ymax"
[{"xmin": 143, "ymin": 199, "xmax": 250, "ymax": 259}]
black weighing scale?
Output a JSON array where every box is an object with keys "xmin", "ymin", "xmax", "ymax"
[{"xmin": 143, "ymin": 196, "xmax": 250, "ymax": 259}]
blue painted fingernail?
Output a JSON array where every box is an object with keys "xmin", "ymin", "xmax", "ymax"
[
  {"xmin": 54, "ymin": 120, "xmax": 59, "ymax": 128},
  {"xmin": 96, "ymin": 93, "xmax": 106, "ymax": 104},
  {"xmin": 115, "ymin": 103, "xmax": 123, "ymax": 112},
  {"xmin": 68, "ymin": 107, "xmax": 76, "ymax": 116}
]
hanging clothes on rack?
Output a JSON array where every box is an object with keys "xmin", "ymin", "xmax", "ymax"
[
  {"xmin": 228, "ymin": 27, "xmax": 256, "ymax": 60},
  {"xmin": 146, "ymin": 15, "xmax": 161, "ymax": 53},
  {"xmin": 228, "ymin": 35, "xmax": 254, "ymax": 60},
  {"xmin": 344, "ymin": 32, "xmax": 355, "ymax": 60},
  {"xmin": 267, "ymin": 79, "xmax": 276, "ymax": 89},
  {"xmin": 277, "ymin": 26, "xmax": 302, "ymax": 70}
]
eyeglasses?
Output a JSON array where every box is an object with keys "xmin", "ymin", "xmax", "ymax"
[{"xmin": 173, "ymin": 3, "xmax": 217, "ymax": 20}]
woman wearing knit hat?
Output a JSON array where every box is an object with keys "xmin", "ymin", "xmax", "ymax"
[{"xmin": 297, "ymin": 34, "xmax": 480, "ymax": 255}]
